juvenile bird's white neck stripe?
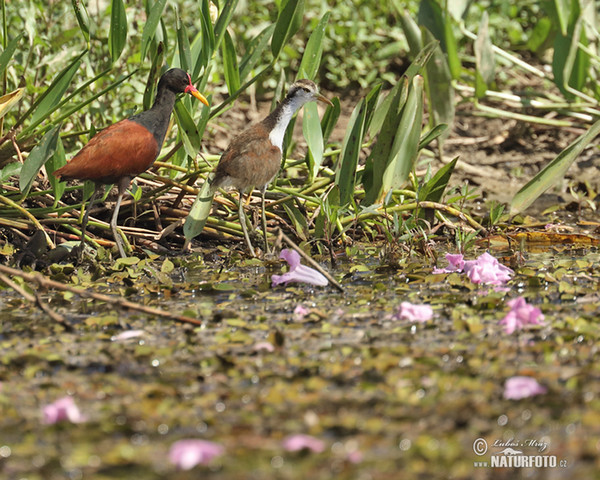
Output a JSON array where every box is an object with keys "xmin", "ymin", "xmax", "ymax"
[{"xmin": 268, "ymin": 94, "xmax": 310, "ymax": 150}]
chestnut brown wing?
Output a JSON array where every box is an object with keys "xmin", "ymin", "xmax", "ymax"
[{"xmin": 54, "ymin": 119, "xmax": 159, "ymax": 185}]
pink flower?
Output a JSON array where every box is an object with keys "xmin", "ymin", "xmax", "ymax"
[
  {"xmin": 282, "ymin": 434, "xmax": 325, "ymax": 453},
  {"xmin": 42, "ymin": 396, "xmax": 87, "ymax": 424},
  {"xmin": 272, "ymin": 249, "xmax": 328, "ymax": 287},
  {"xmin": 347, "ymin": 449, "xmax": 364, "ymax": 463},
  {"xmin": 111, "ymin": 330, "xmax": 144, "ymax": 341},
  {"xmin": 169, "ymin": 439, "xmax": 224, "ymax": 470},
  {"xmin": 253, "ymin": 341, "xmax": 275, "ymax": 352},
  {"xmin": 499, "ymin": 297, "xmax": 545, "ymax": 334},
  {"xmin": 394, "ymin": 302, "xmax": 433, "ymax": 323},
  {"xmin": 463, "ymin": 252, "xmax": 513, "ymax": 286},
  {"xmin": 503, "ymin": 376, "xmax": 547, "ymax": 400},
  {"xmin": 433, "ymin": 253, "xmax": 465, "ymax": 273},
  {"xmin": 294, "ymin": 304, "xmax": 310, "ymax": 319}
]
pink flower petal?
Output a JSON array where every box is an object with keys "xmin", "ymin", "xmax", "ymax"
[
  {"xmin": 282, "ymin": 434, "xmax": 325, "ymax": 453},
  {"xmin": 42, "ymin": 396, "xmax": 87, "ymax": 424},
  {"xmin": 433, "ymin": 253, "xmax": 465, "ymax": 273},
  {"xmin": 111, "ymin": 330, "xmax": 145, "ymax": 341},
  {"xmin": 499, "ymin": 297, "xmax": 545, "ymax": 334},
  {"xmin": 394, "ymin": 302, "xmax": 433, "ymax": 323},
  {"xmin": 253, "ymin": 341, "xmax": 275, "ymax": 352},
  {"xmin": 169, "ymin": 439, "xmax": 224, "ymax": 470},
  {"xmin": 463, "ymin": 252, "xmax": 513, "ymax": 286},
  {"xmin": 294, "ymin": 304, "xmax": 310, "ymax": 319},
  {"xmin": 503, "ymin": 376, "xmax": 547, "ymax": 400},
  {"xmin": 272, "ymin": 249, "xmax": 328, "ymax": 287}
]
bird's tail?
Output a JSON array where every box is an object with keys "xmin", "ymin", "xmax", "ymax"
[{"xmin": 183, "ymin": 172, "xmax": 217, "ymax": 242}]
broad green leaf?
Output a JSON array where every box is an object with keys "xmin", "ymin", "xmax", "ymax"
[
  {"xmin": 442, "ymin": 4, "xmax": 460, "ymax": 79},
  {"xmin": 511, "ymin": 120, "xmax": 600, "ymax": 215},
  {"xmin": 0, "ymin": 33, "xmax": 24, "ymax": 76},
  {"xmin": 140, "ymin": 0, "xmax": 167, "ymax": 60},
  {"xmin": 422, "ymin": 29, "xmax": 454, "ymax": 143},
  {"xmin": 335, "ymin": 98, "xmax": 366, "ymax": 206},
  {"xmin": 281, "ymin": 200, "xmax": 308, "ymax": 241},
  {"xmin": 174, "ymin": 101, "xmax": 201, "ymax": 159},
  {"xmin": 239, "ymin": 24, "xmax": 276, "ymax": 81},
  {"xmin": 71, "ymin": 0, "xmax": 90, "ymax": 43},
  {"xmin": 474, "ymin": 12, "xmax": 495, "ymax": 89},
  {"xmin": 0, "ymin": 162, "xmax": 21, "ymax": 184},
  {"xmin": 46, "ymin": 137, "xmax": 66, "ymax": 206},
  {"xmin": 321, "ymin": 96, "xmax": 340, "ymax": 144},
  {"xmin": 175, "ymin": 9, "xmax": 191, "ymax": 72},
  {"xmin": 143, "ymin": 42, "xmax": 164, "ymax": 110},
  {"xmin": 297, "ymin": 12, "xmax": 330, "ymax": 81},
  {"xmin": 271, "ymin": 0, "xmax": 305, "ymax": 60},
  {"xmin": 222, "ymin": 30, "xmax": 240, "ymax": 95},
  {"xmin": 381, "ymin": 75, "xmax": 424, "ymax": 196},
  {"xmin": 108, "ymin": 0, "xmax": 127, "ymax": 64},
  {"xmin": 419, "ymin": 156, "xmax": 458, "ymax": 202},
  {"xmin": 0, "ymin": 88, "xmax": 24, "ymax": 120},
  {"xmin": 213, "ymin": 0, "xmax": 238, "ymax": 51},
  {"xmin": 418, "ymin": 123, "xmax": 448, "ymax": 150},
  {"xmin": 302, "ymin": 102, "xmax": 324, "ymax": 179},
  {"xmin": 29, "ymin": 52, "xmax": 84, "ymax": 127},
  {"xmin": 554, "ymin": 0, "xmax": 570, "ymax": 36},
  {"xmin": 397, "ymin": 11, "xmax": 422, "ymax": 54},
  {"xmin": 20, "ymin": 125, "xmax": 61, "ymax": 196},
  {"xmin": 184, "ymin": 172, "xmax": 216, "ymax": 240}
]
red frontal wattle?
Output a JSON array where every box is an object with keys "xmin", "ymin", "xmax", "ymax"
[{"xmin": 54, "ymin": 119, "xmax": 160, "ymax": 185}]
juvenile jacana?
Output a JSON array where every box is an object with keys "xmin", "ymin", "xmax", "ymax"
[
  {"xmin": 202, "ymin": 79, "xmax": 332, "ymax": 256},
  {"xmin": 54, "ymin": 68, "xmax": 209, "ymax": 258}
]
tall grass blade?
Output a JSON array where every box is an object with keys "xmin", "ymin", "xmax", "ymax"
[
  {"xmin": 239, "ymin": 24, "xmax": 276, "ymax": 82},
  {"xmin": 71, "ymin": 0, "xmax": 90, "ymax": 44},
  {"xmin": 298, "ymin": 12, "xmax": 330, "ymax": 81},
  {"xmin": 108, "ymin": 0, "xmax": 128, "ymax": 64},
  {"xmin": 0, "ymin": 33, "xmax": 23, "ymax": 76},
  {"xmin": 222, "ymin": 30, "xmax": 240, "ymax": 95},
  {"xmin": 46, "ymin": 137, "xmax": 66, "ymax": 206},
  {"xmin": 510, "ymin": 119, "xmax": 600, "ymax": 215},
  {"xmin": 19, "ymin": 125, "xmax": 61, "ymax": 196},
  {"xmin": 271, "ymin": 0, "xmax": 305, "ymax": 60},
  {"xmin": 141, "ymin": 0, "xmax": 167, "ymax": 60},
  {"xmin": 302, "ymin": 102, "xmax": 324, "ymax": 180}
]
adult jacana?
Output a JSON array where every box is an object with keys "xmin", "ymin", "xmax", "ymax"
[
  {"xmin": 200, "ymin": 79, "xmax": 332, "ymax": 257},
  {"xmin": 54, "ymin": 68, "xmax": 209, "ymax": 258}
]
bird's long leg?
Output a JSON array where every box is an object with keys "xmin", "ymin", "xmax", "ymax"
[
  {"xmin": 238, "ymin": 188, "xmax": 256, "ymax": 257},
  {"xmin": 110, "ymin": 177, "xmax": 131, "ymax": 258},
  {"xmin": 260, "ymin": 184, "xmax": 270, "ymax": 255},
  {"xmin": 77, "ymin": 184, "xmax": 102, "ymax": 259}
]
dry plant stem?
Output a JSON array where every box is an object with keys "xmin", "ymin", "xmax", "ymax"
[
  {"xmin": 0, "ymin": 264, "xmax": 203, "ymax": 326},
  {"xmin": 0, "ymin": 271, "xmax": 71, "ymax": 330},
  {"xmin": 276, "ymin": 229, "xmax": 344, "ymax": 293}
]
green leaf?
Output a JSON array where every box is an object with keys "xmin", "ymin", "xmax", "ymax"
[
  {"xmin": 184, "ymin": 172, "xmax": 216, "ymax": 240},
  {"xmin": 297, "ymin": 12, "xmax": 330, "ymax": 81},
  {"xmin": 19, "ymin": 125, "xmax": 61, "ymax": 196},
  {"xmin": 143, "ymin": 42, "xmax": 164, "ymax": 110},
  {"xmin": 239, "ymin": 24, "xmax": 276, "ymax": 81},
  {"xmin": 221, "ymin": 30, "xmax": 240, "ymax": 95},
  {"xmin": 271, "ymin": 0, "xmax": 305, "ymax": 60},
  {"xmin": 380, "ymin": 75, "xmax": 424, "ymax": 196},
  {"xmin": 474, "ymin": 11, "xmax": 495, "ymax": 89},
  {"xmin": 28, "ymin": 52, "xmax": 84, "ymax": 127},
  {"xmin": 0, "ymin": 33, "xmax": 24, "ymax": 76},
  {"xmin": 175, "ymin": 9, "xmax": 191, "ymax": 72},
  {"xmin": 0, "ymin": 88, "xmax": 24, "ymax": 120},
  {"xmin": 140, "ymin": 0, "xmax": 167, "ymax": 60},
  {"xmin": 320, "ymin": 96, "xmax": 341, "ymax": 145},
  {"xmin": 422, "ymin": 29, "xmax": 454, "ymax": 144},
  {"xmin": 511, "ymin": 119, "xmax": 600, "ymax": 215},
  {"xmin": 108, "ymin": 0, "xmax": 128, "ymax": 64},
  {"xmin": 213, "ymin": 0, "xmax": 238, "ymax": 51},
  {"xmin": 419, "ymin": 156, "xmax": 458, "ymax": 202},
  {"xmin": 174, "ymin": 101, "xmax": 201, "ymax": 159},
  {"xmin": 335, "ymin": 98, "xmax": 366, "ymax": 206},
  {"xmin": 46, "ymin": 137, "xmax": 66, "ymax": 206},
  {"xmin": 0, "ymin": 162, "xmax": 22, "ymax": 184},
  {"xmin": 302, "ymin": 102, "xmax": 324, "ymax": 180},
  {"xmin": 71, "ymin": 0, "xmax": 90, "ymax": 43}
]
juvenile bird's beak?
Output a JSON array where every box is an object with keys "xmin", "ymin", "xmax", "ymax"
[
  {"xmin": 316, "ymin": 93, "xmax": 334, "ymax": 107},
  {"xmin": 185, "ymin": 84, "xmax": 210, "ymax": 106}
]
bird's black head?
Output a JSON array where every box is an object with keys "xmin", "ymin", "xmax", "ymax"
[{"xmin": 158, "ymin": 68, "xmax": 209, "ymax": 105}]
